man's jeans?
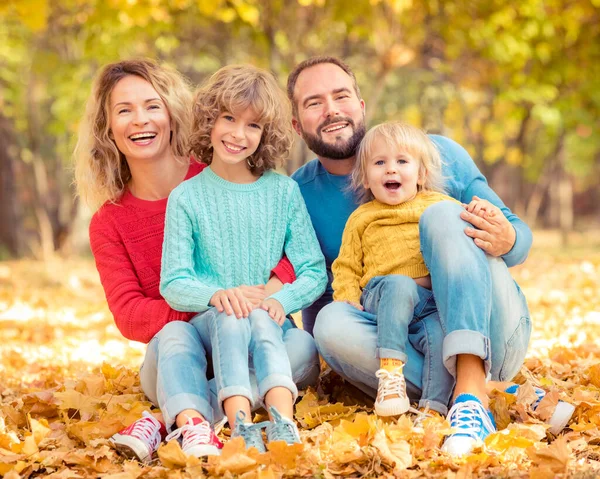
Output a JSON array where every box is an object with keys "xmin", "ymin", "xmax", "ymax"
[
  {"xmin": 139, "ymin": 312, "xmax": 319, "ymax": 430},
  {"xmin": 314, "ymin": 201, "xmax": 531, "ymax": 414}
]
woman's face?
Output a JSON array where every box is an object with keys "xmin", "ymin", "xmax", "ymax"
[{"xmin": 109, "ymin": 75, "xmax": 172, "ymax": 165}]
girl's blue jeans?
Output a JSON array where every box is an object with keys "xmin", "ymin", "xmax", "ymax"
[
  {"xmin": 139, "ymin": 311, "xmax": 318, "ymax": 430},
  {"xmin": 314, "ymin": 201, "xmax": 531, "ymax": 415}
]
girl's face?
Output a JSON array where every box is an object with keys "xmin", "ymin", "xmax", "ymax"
[
  {"xmin": 109, "ymin": 75, "xmax": 172, "ymax": 165},
  {"xmin": 364, "ymin": 140, "xmax": 424, "ymax": 205},
  {"xmin": 210, "ymin": 108, "xmax": 264, "ymax": 173}
]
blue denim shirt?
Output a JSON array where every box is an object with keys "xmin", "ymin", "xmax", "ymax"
[{"xmin": 292, "ymin": 134, "xmax": 532, "ymax": 275}]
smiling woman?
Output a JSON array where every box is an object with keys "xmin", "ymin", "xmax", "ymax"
[{"xmin": 73, "ymin": 59, "xmax": 319, "ymax": 463}]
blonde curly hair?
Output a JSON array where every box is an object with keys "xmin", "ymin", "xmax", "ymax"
[
  {"xmin": 352, "ymin": 121, "xmax": 447, "ymax": 203},
  {"xmin": 74, "ymin": 59, "xmax": 193, "ymax": 211},
  {"xmin": 189, "ymin": 64, "xmax": 292, "ymax": 175}
]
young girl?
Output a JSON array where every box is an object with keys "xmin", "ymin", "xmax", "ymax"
[
  {"xmin": 332, "ymin": 121, "xmax": 461, "ymax": 417},
  {"xmin": 160, "ymin": 65, "xmax": 327, "ymax": 452}
]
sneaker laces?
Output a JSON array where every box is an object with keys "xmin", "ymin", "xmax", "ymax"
[
  {"xmin": 165, "ymin": 418, "xmax": 213, "ymax": 451},
  {"xmin": 376, "ymin": 369, "xmax": 408, "ymax": 402},
  {"xmin": 126, "ymin": 411, "xmax": 162, "ymax": 450},
  {"xmin": 413, "ymin": 403, "xmax": 432, "ymax": 429},
  {"xmin": 232, "ymin": 411, "xmax": 268, "ymax": 450},
  {"xmin": 447, "ymin": 402, "xmax": 491, "ymax": 439},
  {"xmin": 266, "ymin": 407, "xmax": 300, "ymax": 444}
]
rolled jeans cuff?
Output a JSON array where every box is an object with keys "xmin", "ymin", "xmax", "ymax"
[
  {"xmin": 218, "ymin": 386, "xmax": 254, "ymax": 414},
  {"xmin": 258, "ymin": 373, "xmax": 298, "ymax": 404},
  {"xmin": 163, "ymin": 392, "xmax": 214, "ymax": 431},
  {"xmin": 418, "ymin": 398, "xmax": 448, "ymax": 416},
  {"xmin": 377, "ymin": 347, "xmax": 408, "ymax": 364},
  {"xmin": 443, "ymin": 329, "xmax": 491, "ymax": 379}
]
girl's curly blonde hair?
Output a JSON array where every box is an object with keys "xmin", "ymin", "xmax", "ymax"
[
  {"xmin": 189, "ymin": 64, "xmax": 292, "ymax": 175},
  {"xmin": 351, "ymin": 121, "xmax": 447, "ymax": 203},
  {"xmin": 74, "ymin": 59, "xmax": 193, "ymax": 211}
]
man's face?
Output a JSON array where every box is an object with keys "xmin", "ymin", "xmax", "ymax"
[{"xmin": 292, "ymin": 63, "xmax": 366, "ymax": 160}]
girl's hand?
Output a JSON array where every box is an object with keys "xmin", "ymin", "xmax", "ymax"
[
  {"xmin": 260, "ymin": 298, "xmax": 285, "ymax": 325},
  {"xmin": 463, "ymin": 197, "xmax": 494, "ymax": 219},
  {"xmin": 238, "ymin": 284, "xmax": 267, "ymax": 307},
  {"xmin": 210, "ymin": 288, "xmax": 254, "ymax": 319}
]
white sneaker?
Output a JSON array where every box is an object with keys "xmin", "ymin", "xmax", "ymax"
[
  {"xmin": 110, "ymin": 411, "xmax": 165, "ymax": 463},
  {"xmin": 165, "ymin": 417, "xmax": 223, "ymax": 457},
  {"xmin": 442, "ymin": 394, "xmax": 496, "ymax": 457},
  {"xmin": 505, "ymin": 384, "xmax": 575, "ymax": 434},
  {"xmin": 374, "ymin": 368, "xmax": 411, "ymax": 416}
]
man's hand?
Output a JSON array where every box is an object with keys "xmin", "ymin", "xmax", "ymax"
[
  {"xmin": 210, "ymin": 288, "xmax": 254, "ymax": 319},
  {"xmin": 460, "ymin": 196, "xmax": 516, "ymax": 257},
  {"xmin": 260, "ymin": 298, "xmax": 286, "ymax": 325}
]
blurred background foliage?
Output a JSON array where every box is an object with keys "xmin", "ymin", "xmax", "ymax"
[{"xmin": 1, "ymin": 0, "xmax": 599, "ymax": 259}]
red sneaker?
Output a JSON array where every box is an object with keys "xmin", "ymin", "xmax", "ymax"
[
  {"xmin": 110, "ymin": 411, "xmax": 166, "ymax": 463},
  {"xmin": 165, "ymin": 417, "xmax": 223, "ymax": 457}
]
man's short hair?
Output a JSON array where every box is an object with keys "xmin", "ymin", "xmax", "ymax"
[{"xmin": 286, "ymin": 56, "xmax": 362, "ymax": 118}]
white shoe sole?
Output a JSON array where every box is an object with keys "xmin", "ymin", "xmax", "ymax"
[
  {"xmin": 110, "ymin": 434, "xmax": 152, "ymax": 463},
  {"xmin": 184, "ymin": 444, "xmax": 222, "ymax": 457},
  {"xmin": 548, "ymin": 401, "xmax": 576, "ymax": 435},
  {"xmin": 375, "ymin": 397, "xmax": 411, "ymax": 417}
]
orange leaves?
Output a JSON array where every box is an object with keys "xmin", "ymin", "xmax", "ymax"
[{"xmin": 2, "ymin": 252, "xmax": 600, "ymax": 477}]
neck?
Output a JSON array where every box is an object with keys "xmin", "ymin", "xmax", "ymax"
[
  {"xmin": 127, "ymin": 155, "xmax": 189, "ymax": 201},
  {"xmin": 210, "ymin": 159, "xmax": 258, "ymax": 183},
  {"xmin": 318, "ymin": 156, "xmax": 356, "ymax": 176}
]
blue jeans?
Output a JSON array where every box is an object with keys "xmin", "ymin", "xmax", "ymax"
[
  {"xmin": 362, "ymin": 275, "xmax": 422, "ymax": 362},
  {"xmin": 314, "ymin": 201, "xmax": 531, "ymax": 414},
  {"xmin": 301, "ymin": 270, "xmax": 334, "ymax": 336},
  {"xmin": 205, "ymin": 308, "xmax": 298, "ymax": 411},
  {"xmin": 139, "ymin": 314, "xmax": 319, "ymax": 430},
  {"xmin": 419, "ymin": 201, "xmax": 531, "ymax": 380}
]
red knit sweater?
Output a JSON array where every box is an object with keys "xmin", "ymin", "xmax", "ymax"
[{"xmin": 90, "ymin": 161, "xmax": 296, "ymax": 343}]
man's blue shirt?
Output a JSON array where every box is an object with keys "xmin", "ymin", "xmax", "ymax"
[{"xmin": 292, "ymin": 135, "xmax": 532, "ymax": 274}]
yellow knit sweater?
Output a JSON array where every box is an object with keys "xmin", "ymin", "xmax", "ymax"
[{"xmin": 332, "ymin": 191, "xmax": 458, "ymax": 304}]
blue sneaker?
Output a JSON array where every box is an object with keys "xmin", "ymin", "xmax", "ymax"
[
  {"xmin": 441, "ymin": 394, "xmax": 496, "ymax": 457},
  {"xmin": 231, "ymin": 411, "xmax": 268, "ymax": 453},
  {"xmin": 505, "ymin": 384, "xmax": 575, "ymax": 435},
  {"xmin": 265, "ymin": 406, "xmax": 301, "ymax": 446}
]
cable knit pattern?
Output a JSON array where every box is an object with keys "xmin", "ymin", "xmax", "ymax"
[
  {"xmin": 89, "ymin": 161, "xmax": 297, "ymax": 344},
  {"xmin": 332, "ymin": 191, "xmax": 459, "ymax": 304},
  {"xmin": 161, "ymin": 167, "xmax": 327, "ymax": 315}
]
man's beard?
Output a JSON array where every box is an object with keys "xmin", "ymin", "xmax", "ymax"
[{"xmin": 301, "ymin": 116, "xmax": 366, "ymax": 160}]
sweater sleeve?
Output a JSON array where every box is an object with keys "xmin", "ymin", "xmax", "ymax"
[
  {"xmin": 269, "ymin": 183, "xmax": 327, "ymax": 314},
  {"xmin": 271, "ymin": 256, "xmax": 296, "ymax": 284},
  {"xmin": 331, "ymin": 213, "xmax": 364, "ymax": 304},
  {"xmin": 89, "ymin": 213, "xmax": 193, "ymax": 344},
  {"xmin": 160, "ymin": 187, "xmax": 221, "ymax": 312},
  {"xmin": 432, "ymin": 136, "xmax": 533, "ymax": 267}
]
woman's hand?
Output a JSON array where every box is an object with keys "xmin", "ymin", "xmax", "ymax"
[
  {"xmin": 260, "ymin": 298, "xmax": 286, "ymax": 325},
  {"xmin": 210, "ymin": 288, "xmax": 254, "ymax": 319},
  {"xmin": 238, "ymin": 284, "xmax": 267, "ymax": 307}
]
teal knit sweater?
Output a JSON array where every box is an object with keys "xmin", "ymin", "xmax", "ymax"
[{"xmin": 160, "ymin": 167, "xmax": 327, "ymax": 315}]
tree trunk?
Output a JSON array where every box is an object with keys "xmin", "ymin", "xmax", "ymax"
[{"xmin": 0, "ymin": 114, "xmax": 21, "ymax": 257}]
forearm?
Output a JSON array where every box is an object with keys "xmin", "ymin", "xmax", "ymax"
[{"xmin": 160, "ymin": 277, "xmax": 220, "ymax": 313}]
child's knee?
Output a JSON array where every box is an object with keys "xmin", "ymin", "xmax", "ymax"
[{"xmin": 248, "ymin": 309, "xmax": 280, "ymax": 337}]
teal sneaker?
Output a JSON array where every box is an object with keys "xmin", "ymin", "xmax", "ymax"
[
  {"xmin": 441, "ymin": 394, "xmax": 496, "ymax": 457},
  {"xmin": 265, "ymin": 406, "xmax": 301, "ymax": 446},
  {"xmin": 231, "ymin": 411, "xmax": 268, "ymax": 453}
]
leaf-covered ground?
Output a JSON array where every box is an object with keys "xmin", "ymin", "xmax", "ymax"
[{"xmin": 1, "ymin": 231, "xmax": 600, "ymax": 478}]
